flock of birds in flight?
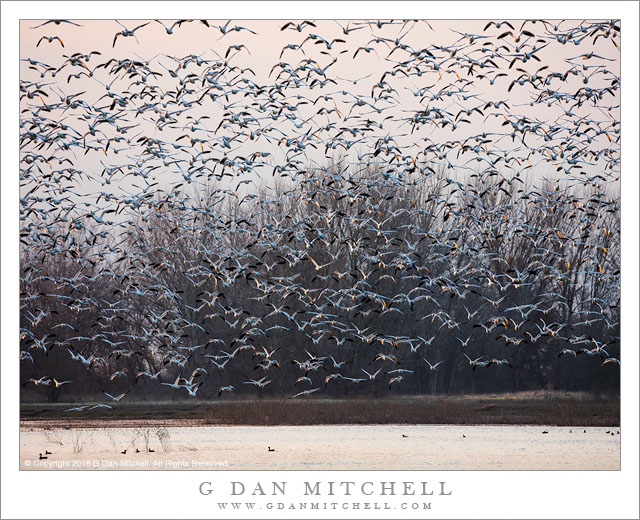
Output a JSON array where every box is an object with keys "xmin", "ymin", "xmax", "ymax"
[{"xmin": 20, "ymin": 19, "xmax": 620, "ymax": 406}]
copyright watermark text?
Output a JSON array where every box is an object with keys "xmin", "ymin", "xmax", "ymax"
[{"xmin": 23, "ymin": 458, "xmax": 228, "ymax": 469}]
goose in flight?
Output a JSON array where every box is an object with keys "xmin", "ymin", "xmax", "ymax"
[
  {"xmin": 66, "ymin": 405, "xmax": 90, "ymax": 411},
  {"xmin": 463, "ymin": 353, "xmax": 487, "ymax": 370},
  {"xmin": 187, "ymin": 367, "xmax": 208, "ymax": 383},
  {"xmin": 110, "ymin": 369, "xmax": 127, "ymax": 381},
  {"xmin": 89, "ymin": 403, "xmax": 113, "ymax": 410},
  {"xmin": 155, "ymin": 19, "xmax": 189, "ymax": 35},
  {"xmin": 216, "ymin": 20, "xmax": 256, "ymax": 37},
  {"xmin": 424, "ymin": 359, "xmax": 444, "ymax": 371},
  {"xmin": 361, "ymin": 367, "xmax": 383, "ymax": 380},
  {"xmin": 486, "ymin": 358, "xmax": 512, "ymax": 368},
  {"xmin": 456, "ymin": 336, "xmax": 472, "ymax": 348},
  {"xmin": 372, "ymin": 353, "xmax": 399, "ymax": 364},
  {"xmin": 243, "ymin": 377, "xmax": 271, "ymax": 389},
  {"xmin": 281, "ymin": 20, "xmax": 316, "ymax": 32},
  {"xmin": 388, "ymin": 375, "xmax": 404, "ymax": 388},
  {"xmin": 291, "ymin": 387, "xmax": 320, "ymax": 398},
  {"xmin": 325, "ymin": 373, "xmax": 343, "ymax": 386},
  {"xmin": 112, "ymin": 20, "xmax": 150, "ymax": 47},
  {"xmin": 334, "ymin": 20, "xmax": 364, "ymax": 35},
  {"xmin": 161, "ymin": 375, "xmax": 187, "ymax": 390},
  {"xmin": 387, "ymin": 368, "xmax": 415, "ymax": 375},
  {"xmin": 67, "ymin": 349, "xmax": 103, "ymax": 368},
  {"xmin": 483, "ymin": 20, "xmax": 515, "ymax": 31},
  {"xmin": 184, "ymin": 381, "xmax": 202, "ymax": 397},
  {"xmin": 342, "ymin": 376, "xmax": 366, "ymax": 383},
  {"xmin": 31, "ymin": 19, "xmax": 82, "ymax": 29},
  {"xmin": 218, "ymin": 385, "xmax": 235, "ymax": 397},
  {"xmin": 37, "ymin": 35, "xmax": 64, "ymax": 48},
  {"xmin": 135, "ymin": 369, "xmax": 165, "ymax": 383},
  {"xmin": 295, "ymin": 376, "xmax": 313, "ymax": 386},
  {"xmin": 23, "ymin": 377, "xmax": 51, "ymax": 386},
  {"xmin": 206, "ymin": 357, "xmax": 230, "ymax": 370},
  {"xmin": 329, "ymin": 355, "xmax": 350, "ymax": 368},
  {"xmin": 20, "ymin": 351, "xmax": 34, "ymax": 364},
  {"xmin": 103, "ymin": 391, "xmax": 128, "ymax": 402}
]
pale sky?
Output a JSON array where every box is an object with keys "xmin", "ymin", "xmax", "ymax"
[{"xmin": 19, "ymin": 18, "xmax": 621, "ymax": 207}]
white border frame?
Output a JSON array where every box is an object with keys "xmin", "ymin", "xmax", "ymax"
[{"xmin": 2, "ymin": 2, "xmax": 638, "ymax": 519}]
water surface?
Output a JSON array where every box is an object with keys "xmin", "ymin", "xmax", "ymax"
[{"xmin": 20, "ymin": 424, "xmax": 620, "ymax": 470}]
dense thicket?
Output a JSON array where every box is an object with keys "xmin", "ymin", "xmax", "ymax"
[{"xmin": 20, "ymin": 162, "xmax": 620, "ymax": 402}]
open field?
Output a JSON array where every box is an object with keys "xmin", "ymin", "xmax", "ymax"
[{"xmin": 20, "ymin": 391, "xmax": 619, "ymax": 429}]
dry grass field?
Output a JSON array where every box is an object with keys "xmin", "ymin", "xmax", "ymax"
[{"xmin": 20, "ymin": 391, "xmax": 619, "ymax": 429}]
